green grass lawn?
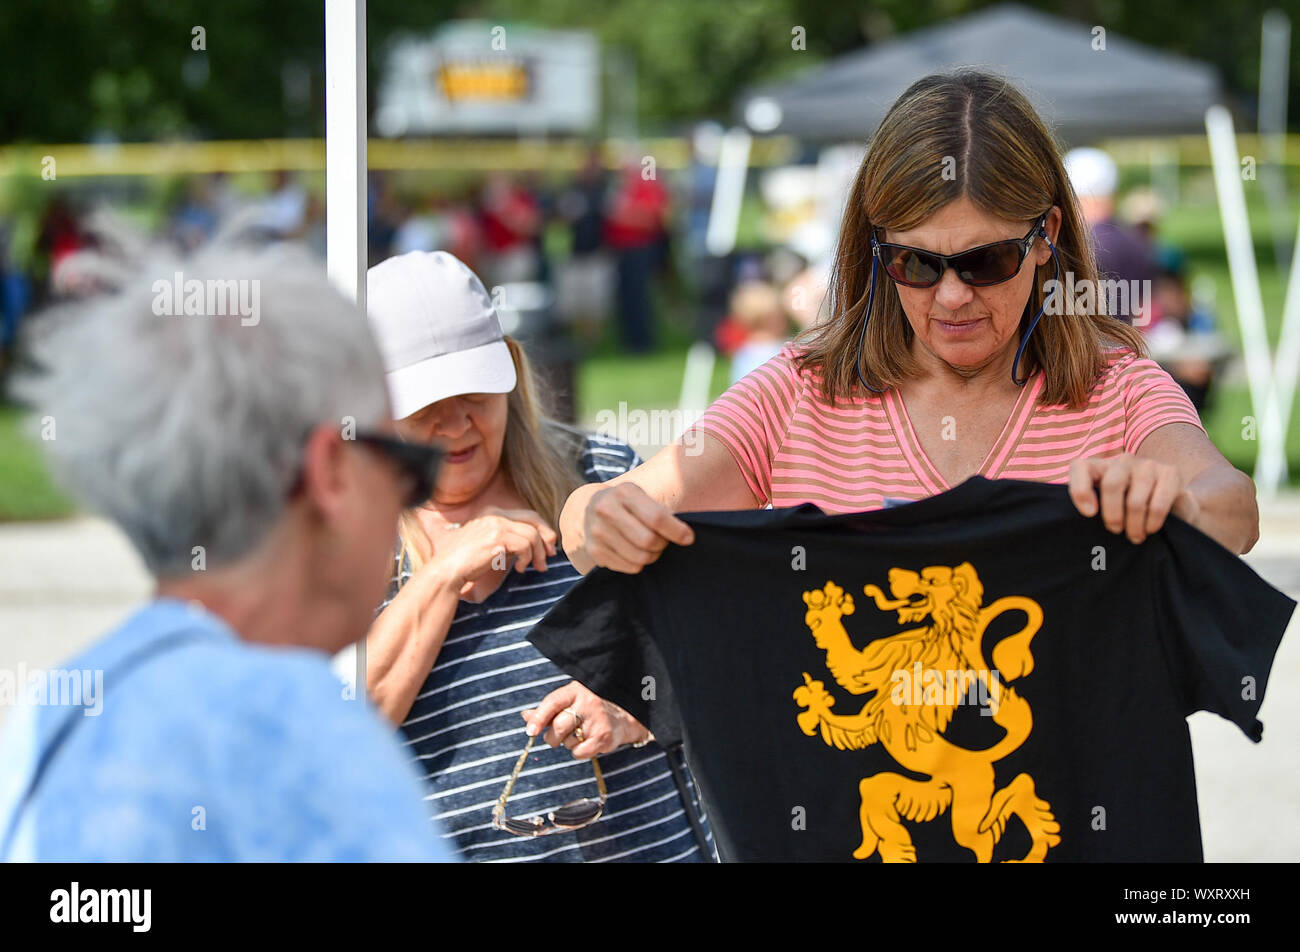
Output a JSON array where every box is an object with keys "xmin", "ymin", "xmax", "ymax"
[
  {"xmin": 0, "ymin": 403, "xmax": 73, "ymax": 521},
  {"xmin": 578, "ymin": 347, "xmax": 731, "ymax": 419}
]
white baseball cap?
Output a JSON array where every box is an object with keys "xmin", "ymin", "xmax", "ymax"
[
  {"xmin": 366, "ymin": 251, "xmax": 517, "ymax": 420},
  {"xmin": 1063, "ymin": 147, "xmax": 1118, "ymax": 199}
]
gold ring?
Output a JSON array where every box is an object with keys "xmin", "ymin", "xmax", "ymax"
[
  {"xmin": 573, "ymin": 726, "xmax": 585, "ymax": 743},
  {"xmin": 564, "ymin": 708, "xmax": 582, "ymax": 729}
]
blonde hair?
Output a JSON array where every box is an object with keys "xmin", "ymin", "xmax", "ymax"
[
  {"xmin": 797, "ymin": 69, "xmax": 1147, "ymax": 408},
  {"xmin": 396, "ymin": 336, "xmax": 583, "ymax": 572}
]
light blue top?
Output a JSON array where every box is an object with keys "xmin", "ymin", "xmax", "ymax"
[
  {"xmin": 729, "ymin": 340, "xmax": 788, "ymax": 386},
  {"xmin": 0, "ymin": 598, "xmax": 455, "ymax": 862}
]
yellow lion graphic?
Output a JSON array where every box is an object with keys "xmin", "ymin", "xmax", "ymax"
[{"xmin": 793, "ymin": 564, "xmax": 1061, "ymax": 862}]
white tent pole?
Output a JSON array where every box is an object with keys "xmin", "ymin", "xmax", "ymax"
[
  {"xmin": 325, "ymin": 0, "xmax": 368, "ymax": 697},
  {"xmin": 705, "ymin": 127, "xmax": 752, "ymax": 257},
  {"xmin": 325, "ymin": 0, "xmax": 367, "ymax": 304},
  {"xmin": 1205, "ymin": 105, "xmax": 1287, "ymax": 495},
  {"xmin": 1261, "ymin": 10, "xmax": 1299, "ymax": 469}
]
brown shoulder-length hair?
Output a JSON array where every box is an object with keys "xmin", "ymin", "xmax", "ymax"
[
  {"xmin": 796, "ymin": 69, "xmax": 1146, "ymax": 408},
  {"xmin": 397, "ymin": 336, "xmax": 584, "ymax": 572}
]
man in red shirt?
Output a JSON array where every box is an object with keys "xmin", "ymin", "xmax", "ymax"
[
  {"xmin": 480, "ymin": 173, "xmax": 541, "ymax": 287},
  {"xmin": 604, "ymin": 164, "xmax": 669, "ymax": 353}
]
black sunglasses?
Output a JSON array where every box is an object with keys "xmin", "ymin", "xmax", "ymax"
[
  {"xmin": 353, "ymin": 430, "xmax": 444, "ymax": 508},
  {"xmin": 873, "ymin": 216, "xmax": 1047, "ymax": 289},
  {"xmin": 289, "ymin": 427, "xmax": 443, "ymax": 508}
]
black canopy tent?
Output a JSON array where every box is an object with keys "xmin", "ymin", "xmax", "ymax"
[{"xmin": 735, "ymin": 3, "xmax": 1222, "ymax": 144}]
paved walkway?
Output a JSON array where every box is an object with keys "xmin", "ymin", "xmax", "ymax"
[{"xmin": 1, "ymin": 497, "xmax": 1297, "ymax": 861}]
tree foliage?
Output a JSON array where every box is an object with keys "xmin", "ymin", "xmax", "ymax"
[{"xmin": 0, "ymin": 0, "xmax": 1295, "ymax": 143}]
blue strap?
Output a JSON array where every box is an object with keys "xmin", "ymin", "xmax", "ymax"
[
  {"xmin": 1012, "ymin": 229, "xmax": 1061, "ymax": 386},
  {"xmin": 855, "ymin": 248, "xmax": 885, "ymax": 395}
]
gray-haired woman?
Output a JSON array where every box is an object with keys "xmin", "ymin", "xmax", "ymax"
[
  {"xmin": 4, "ymin": 233, "xmax": 453, "ymax": 861},
  {"xmin": 363, "ymin": 251, "xmax": 715, "ymax": 862}
]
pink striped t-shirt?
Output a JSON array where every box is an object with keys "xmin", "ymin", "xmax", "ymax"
[{"xmin": 686, "ymin": 342, "xmax": 1205, "ymax": 512}]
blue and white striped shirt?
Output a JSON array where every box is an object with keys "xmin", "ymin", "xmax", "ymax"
[{"xmin": 381, "ymin": 432, "xmax": 716, "ymax": 862}]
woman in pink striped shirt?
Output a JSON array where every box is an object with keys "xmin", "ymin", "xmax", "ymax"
[{"xmin": 560, "ymin": 71, "xmax": 1259, "ymax": 573}]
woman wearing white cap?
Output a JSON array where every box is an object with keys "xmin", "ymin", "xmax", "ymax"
[{"xmin": 363, "ymin": 251, "xmax": 715, "ymax": 862}]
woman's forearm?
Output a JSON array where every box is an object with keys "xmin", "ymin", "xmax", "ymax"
[
  {"xmin": 1186, "ymin": 465, "xmax": 1260, "ymax": 555},
  {"xmin": 560, "ymin": 436, "xmax": 759, "ymax": 575},
  {"xmin": 364, "ymin": 564, "xmax": 463, "ymax": 725},
  {"xmin": 560, "ymin": 482, "xmax": 603, "ymax": 575}
]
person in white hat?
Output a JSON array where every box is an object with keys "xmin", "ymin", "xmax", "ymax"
[
  {"xmin": 366, "ymin": 249, "xmax": 519, "ymax": 421},
  {"xmin": 363, "ymin": 251, "xmax": 716, "ymax": 863},
  {"xmin": 1064, "ymin": 146, "xmax": 1155, "ymax": 325},
  {"xmin": 3, "ymin": 229, "xmax": 454, "ymax": 862},
  {"xmin": 1063, "ymin": 147, "xmax": 1118, "ymax": 205}
]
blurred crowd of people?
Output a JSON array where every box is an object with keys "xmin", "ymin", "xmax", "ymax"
[
  {"xmin": 1, "ymin": 143, "xmax": 1229, "ymax": 419},
  {"xmin": 0, "ymin": 150, "xmax": 681, "ymax": 395},
  {"xmin": 368, "ymin": 149, "xmax": 674, "ymax": 358},
  {"xmin": 1065, "ymin": 146, "xmax": 1227, "ymax": 412}
]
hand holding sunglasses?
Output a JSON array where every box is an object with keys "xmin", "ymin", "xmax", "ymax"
[{"xmin": 492, "ymin": 721, "xmax": 607, "ymax": 837}]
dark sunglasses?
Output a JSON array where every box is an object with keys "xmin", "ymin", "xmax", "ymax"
[
  {"xmin": 873, "ymin": 216, "xmax": 1047, "ymax": 289},
  {"xmin": 353, "ymin": 430, "xmax": 444, "ymax": 508}
]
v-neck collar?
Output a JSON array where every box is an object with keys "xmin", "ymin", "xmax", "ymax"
[{"xmin": 883, "ymin": 370, "xmax": 1044, "ymax": 494}]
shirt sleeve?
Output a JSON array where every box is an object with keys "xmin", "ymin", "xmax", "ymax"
[
  {"xmin": 1118, "ymin": 354, "xmax": 1206, "ymax": 454},
  {"xmin": 1152, "ymin": 519, "xmax": 1296, "ymax": 742},
  {"xmin": 579, "ymin": 433, "xmax": 641, "ymax": 482},
  {"xmin": 527, "ymin": 568, "xmax": 684, "ymax": 747},
  {"xmin": 684, "ymin": 345, "xmax": 805, "ymax": 505}
]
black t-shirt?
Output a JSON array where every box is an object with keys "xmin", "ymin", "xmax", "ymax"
[{"xmin": 529, "ymin": 476, "xmax": 1294, "ymax": 862}]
